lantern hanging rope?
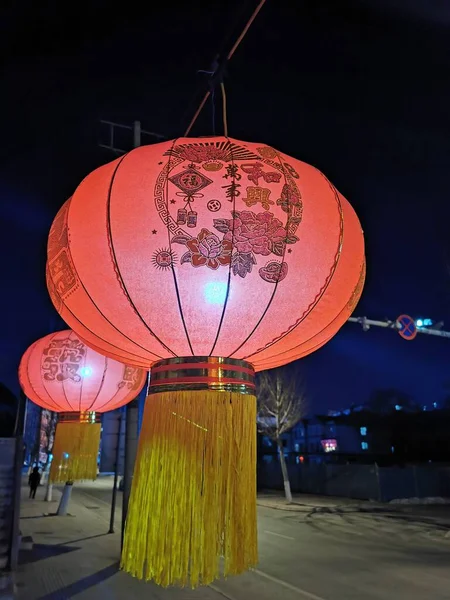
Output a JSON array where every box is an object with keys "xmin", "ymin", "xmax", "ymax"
[
  {"xmin": 184, "ymin": 0, "xmax": 267, "ymax": 137},
  {"xmin": 18, "ymin": 330, "xmax": 147, "ymax": 484}
]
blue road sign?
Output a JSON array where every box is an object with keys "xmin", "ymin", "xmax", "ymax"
[{"xmin": 397, "ymin": 314, "xmax": 417, "ymax": 341}]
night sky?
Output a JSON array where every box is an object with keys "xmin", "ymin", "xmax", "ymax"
[{"xmin": 2, "ymin": 0, "xmax": 450, "ymax": 412}]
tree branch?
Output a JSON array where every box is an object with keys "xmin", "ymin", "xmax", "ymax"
[{"xmin": 257, "ymin": 367, "xmax": 307, "ymax": 439}]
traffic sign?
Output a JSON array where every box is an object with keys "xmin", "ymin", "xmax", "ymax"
[{"xmin": 397, "ymin": 314, "xmax": 417, "ymax": 341}]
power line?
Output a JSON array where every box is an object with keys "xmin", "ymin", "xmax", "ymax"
[
  {"xmin": 100, "ymin": 2, "xmax": 268, "ymax": 147},
  {"xmin": 178, "ymin": 0, "xmax": 255, "ymax": 133},
  {"xmin": 184, "ymin": 0, "xmax": 267, "ymax": 137}
]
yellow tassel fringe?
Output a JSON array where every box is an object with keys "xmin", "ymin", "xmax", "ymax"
[
  {"xmin": 49, "ymin": 422, "xmax": 101, "ymax": 483},
  {"xmin": 121, "ymin": 390, "xmax": 258, "ymax": 588}
]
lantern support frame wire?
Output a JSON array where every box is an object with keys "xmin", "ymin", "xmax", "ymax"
[
  {"xmin": 220, "ymin": 82, "xmax": 228, "ymax": 137},
  {"xmin": 184, "ymin": 0, "xmax": 267, "ymax": 136}
]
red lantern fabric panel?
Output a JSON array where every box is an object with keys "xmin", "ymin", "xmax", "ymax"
[
  {"xmin": 19, "ymin": 330, "xmax": 147, "ymax": 412},
  {"xmin": 250, "ymin": 194, "xmax": 365, "ymax": 370},
  {"xmin": 47, "ymin": 138, "xmax": 365, "ymax": 370}
]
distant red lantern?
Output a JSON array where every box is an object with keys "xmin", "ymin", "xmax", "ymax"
[
  {"xmin": 19, "ymin": 330, "xmax": 146, "ymax": 482},
  {"xmin": 46, "ymin": 137, "xmax": 365, "ymax": 587}
]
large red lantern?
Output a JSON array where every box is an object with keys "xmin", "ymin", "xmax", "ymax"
[
  {"xmin": 47, "ymin": 137, "xmax": 365, "ymax": 587},
  {"xmin": 19, "ymin": 329, "xmax": 146, "ymax": 483}
]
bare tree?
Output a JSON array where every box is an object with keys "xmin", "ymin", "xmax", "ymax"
[{"xmin": 257, "ymin": 368, "xmax": 307, "ymax": 503}]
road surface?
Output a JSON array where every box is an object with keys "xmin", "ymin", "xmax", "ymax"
[{"xmin": 66, "ymin": 478, "xmax": 450, "ymax": 600}]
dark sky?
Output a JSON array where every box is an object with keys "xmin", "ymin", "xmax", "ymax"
[{"xmin": 2, "ymin": 0, "xmax": 450, "ymax": 411}]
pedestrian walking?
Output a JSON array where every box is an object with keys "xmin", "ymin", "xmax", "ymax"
[{"xmin": 28, "ymin": 466, "xmax": 41, "ymax": 499}]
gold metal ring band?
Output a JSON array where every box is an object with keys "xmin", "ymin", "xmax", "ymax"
[
  {"xmin": 149, "ymin": 356, "xmax": 256, "ymax": 395},
  {"xmin": 58, "ymin": 412, "xmax": 100, "ymax": 423}
]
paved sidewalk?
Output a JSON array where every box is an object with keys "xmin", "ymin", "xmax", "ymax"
[
  {"xmin": 15, "ymin": 481, "xmax": 450, "ymax": 600},
  {"xmin": 16, "ymin": 482, "xmax": 231, "ymax": 600}
]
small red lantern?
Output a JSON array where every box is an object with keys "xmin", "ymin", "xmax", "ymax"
[
  {"xmin": 19, "ymin": 330, "xmax": 146, "ymax": 482},
  {"xmin": 46, "ymin": 137, "xmax": 365, "ymax": 587}
]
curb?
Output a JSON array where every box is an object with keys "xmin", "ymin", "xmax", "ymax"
[
  {"xmin": 257, "ymin": 499, "xmax": 450, "ymax": 531},
  {"xmin": 257, "ymin": 501, "xmax": 312, "ymax": 512}
]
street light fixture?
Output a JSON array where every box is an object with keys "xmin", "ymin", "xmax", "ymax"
[{"xmin": 416, "ymin": 318, "xmax": 433, "ymax": 328}]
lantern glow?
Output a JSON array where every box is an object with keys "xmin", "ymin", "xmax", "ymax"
[
  {"xmin": 79, "ymin": 366, "xmax": 92, "ymax": 377},
  {"xmin": 204, "ymin": 281, "xmax": 229, "ymax": 304},
  {"xmin": 46, "ymin": 137, "xmax": 365, "ymax": 587},
  {"xmin": 19, "ymin": 330, "xmax": 146, "ymax": 482}
]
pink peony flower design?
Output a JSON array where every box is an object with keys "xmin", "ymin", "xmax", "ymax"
[
  {"xmin": 258, "ymin": 261, "xmax": 289, "ymax": 283},
  {"xmin": 220, "ymin": 211, "xmax": 286, "ymax": 256},
  {"xmin": 183, "ymin": 228, "xmax": 232, "ymax": 270}
]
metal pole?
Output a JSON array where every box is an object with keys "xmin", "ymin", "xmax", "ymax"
[
  {"xmin": 121, "ymin": 398, "xmax": 139, "ymax": 550},
  {"xmin": 9, "ymin": 391, "xmax": 27, "ymax": 569},
  {"xmin": 56, "ymin": 482, "xmax": 73, "ymax": 516},
  {"xmin": 99, "ymin": 120, "xmax": 164, "ymax": 154},
  {"xmin": 9, "ymin": 435, "xmax": 23, "ymax": 570},
  {"xmin": 415, "ymin": 328, "xmax": 450, "ymax": 339},
  {"xmin": 413, "ymin": 465, "xmax": 420, "ymax": 498},
  {"xmin": 348, "ymin": 317, "xmax": 398, "ymax": 331},
  {"xmin": 348, "ymin": 316, "xmax": 450, "ymax": 339},
  {"xmin": 44, "ymin": 482, "xmax": 53, "ymax": 502},
  {"xmin": 22, "ymin": 397, "xmax": 28, "ymax": 438},
  {"xmin": 375, "ymin": 463, "xmax": 382, "ymax": 502},
  {"xmin": 15, "ymin": 391, "xmax": 28, "ymax": 436},
  {"xmin": 109, "ymin": 411, "xmax": 122, "ymax": 534},
  {"xmin": 133, "ymin": 121, "xmax": 141, "ymax": 148},
  {"xmin": 302, "ymin": 418, "xmax": 309, "ymax": 464}
]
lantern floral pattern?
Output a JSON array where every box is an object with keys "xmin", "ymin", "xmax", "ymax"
[
  {"xmin": 19, "ymin": 330, "xmax": 147, "ymax": 413},
  {"xmin": 46, "ymin": 135, "xmax": 365, "ymax": 371},
  {"xmin": 174, "ymin": 229, "xmax": 233, "ymax": 270},
  {"xmin": 161, "ymin": 141, "xmax": 303, "ymax": 284}
]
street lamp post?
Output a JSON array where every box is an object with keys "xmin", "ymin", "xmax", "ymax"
[
  {"xmin": 121, "ymin": 398, "xmax": 140, "ymax": 550},
  {"xmin": 98, "ymin": 120, "xmax": 165, "ymax": 154},
  {"xmin": 108, "ymin": 411, "xmax": 123, "ymax": 534}
]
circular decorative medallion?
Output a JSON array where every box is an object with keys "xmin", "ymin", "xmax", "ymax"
[
  {"xmin": 207, "ymin": 199, "xmax": 221, "ymax": 212},
  {"xmin": 152, "ymin": 249, "xmax": 175, "ymax": 270}
]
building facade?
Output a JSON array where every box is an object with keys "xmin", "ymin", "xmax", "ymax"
[{"xmin": 258, "ymin": 414, "xmax": 365, "ymax": 465}]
